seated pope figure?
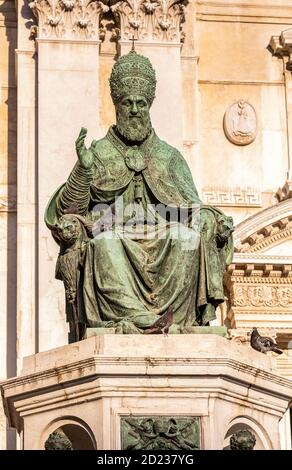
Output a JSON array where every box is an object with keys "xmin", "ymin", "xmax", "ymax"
[{"xmin": 45, "ymin": 50, "xmax": 233, "ymax": 341}]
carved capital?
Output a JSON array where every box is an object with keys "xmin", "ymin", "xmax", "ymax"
[
  {"xmin": 29, "ymin": 0, "xmax": 110, "ymax": 40},
  {"xmin": 110, "ymin": 0, "xmax": 188, "ymax": 43}
]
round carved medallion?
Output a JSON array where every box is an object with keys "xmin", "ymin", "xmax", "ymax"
[
  {"xmin": 223, "ymin": 100, "xmax": 257, "ymax": 146},
  {"xmin": 124, "ymin": 147, "xmax": 148, "ymax": 172}
]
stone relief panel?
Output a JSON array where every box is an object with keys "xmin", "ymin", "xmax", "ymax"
[
  {"xmin": 223, "ymin": 100, "xmax": 257, "ymax": 146},
  {"xmin": 111, "ymin": 0, "xmax": 188, "ymax": 42},
  {"xmin": 29, "ymin": 0, "xmax": 109, "ymax": 40},
  {"xmin": 121, "ymin": 416, "xmax": 200, "ymax": 450},
  {"xmin": 233, "ymin": 285, "xmax": 292, "ymax": 308},
  {"xmin": 226, "ymin": 203, "xmax": 292, "ymax": 331}
]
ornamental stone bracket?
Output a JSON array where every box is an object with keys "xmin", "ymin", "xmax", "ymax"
[
  {"xmin": 110, "ymin": 0, "xmax": 188, "ymax": 43},
  {"xmin": 29, "ymin": 0, "xmax": 110, "ymax": 40},
  {"xmin": 275, "ymin": 180, "xmax": 292, "ymax": 203},
  {"xmin": 268, "ymin": 29, "xmax": 292, "ymax": 71}
]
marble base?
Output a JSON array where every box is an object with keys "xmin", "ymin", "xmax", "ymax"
[
  {"xmin": 1, "ymin": 335, "xmax": 292, "ymax": 450},
  {"xmin": 85, "ymin": 325, "xmax": 228, "ymax": 338}
]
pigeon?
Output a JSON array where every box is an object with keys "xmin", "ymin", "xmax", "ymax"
[
  {"xmin": 250, "ymin": 327, "xmax": 283, "ymax": 355},
  {"xmin": 143, "ymin": 305, "xmax": 174, "ymax": 336}
]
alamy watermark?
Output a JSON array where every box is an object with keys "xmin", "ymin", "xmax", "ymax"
[{"xmin": 90, "ymin": 197, "xmax": 202, "ymax": 251}]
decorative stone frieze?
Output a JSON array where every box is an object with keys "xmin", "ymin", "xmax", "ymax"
[
  {"xmin": 202, "ymin": 187, "xmax": 261, "ymax": 207},
  {"xmin": 233, "ymin": 285, "xmax": 292, "ymax": 308},
  {"xmin": 110, "ymin": 0, "xmax": 188, "ymax": 43},
  {"xmin": 29, "ymin": 0, "xmax": 109, "ymax": 40}
]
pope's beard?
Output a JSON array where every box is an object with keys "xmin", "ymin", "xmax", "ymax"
[{"xmin": 116, "ymin": 113, "xmax": 152, "ymax": 142}]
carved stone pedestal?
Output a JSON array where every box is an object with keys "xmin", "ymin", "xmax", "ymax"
[{"xmin": 1, "ymin": 335, "xmax": 292, "ymax": 450}]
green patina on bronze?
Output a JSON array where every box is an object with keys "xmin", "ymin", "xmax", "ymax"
[
  {"xmin": 229, "ymin": 429, "xmax": 256, "ymax": 450},
  {"xmin": 45, "ymin": 50, "xmax": 234, "ymax": 341},
  {"xmin": 121, "ymin": 416, "xmax": 200, "ymax": 450},
  {"xmin": 44, "ymin": 430, "xmax": 73, "ymax": 451}
]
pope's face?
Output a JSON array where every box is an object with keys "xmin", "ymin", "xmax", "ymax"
[{"xmin": 116, "ymin": 94, "xmax": 152, "ymax": 142}]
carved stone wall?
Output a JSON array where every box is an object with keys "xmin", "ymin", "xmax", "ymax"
[
  {"xmin": 225, "ymin": 200, "xmax": 292, "ymax": 346},
  {"xmin": 225, "ymin": 261, "xmax": 292, "ymax": 340},
  {"xmin": 29, "ymin": 0, "xmax": 188, "ymax": 43},
  {"xmin": 0, "ymin": 0, "xmax": 17, "ymax": 451}
]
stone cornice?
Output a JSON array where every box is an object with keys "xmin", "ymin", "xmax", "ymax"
[
  {"xmin": 197, "ymin": 1, "xmax": 292, "ymax": 24},
  {"xmin": 1, "ymin": 349, "xmax": 289, "ymax": 397},
  {"xmin": 234, "ymin": 199, "xmax": 292, "ymax": 250},
  {"xmin": 234, "ymin": 254, "xmax": 292, "ymax": 264},
  {"xmin": 110, "ymin": 0, "xmax": 188, "ymax": 43},
  {"xmin": 29, "ymin": 0, "xmax": 109, "ymax": 40},
  {"xmin": 227, "ymin": 255, "xmax": 292, "ymax": 280},
  {"xmin": 236, "ymin": 220, "xmax": 292, "ymax": 254},
  {"xmin": 2, "ymin": 335, "xmax": 291, "ymax": 431},
  {"xmin": 2, "ymin": 354, "xmax": 291, "ymax": 430},
  {"xmin": 268, "ymin": 29, "xmax": 292, "ymax": 71}
]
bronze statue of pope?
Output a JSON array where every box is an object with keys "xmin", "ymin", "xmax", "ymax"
[{"xmin": 45, "ymin": 50, "xmax": 233, "ymax": 341}]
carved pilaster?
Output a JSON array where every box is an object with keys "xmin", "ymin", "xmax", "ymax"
[
  {"xmin": 110, "ymin": 0, "xmax": 188, "ymax": 43},
  {"xmin": 269, "ymin": 29, "xmax": 292, "ymax": 182},
  {"xmin": 29, "ymin": 0, "xmax": 109, "ymax": 40}
]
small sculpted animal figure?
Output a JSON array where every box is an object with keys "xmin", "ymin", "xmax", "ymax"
[
  {"xmin": 54, "ymin": 210, "xmax": 93, "ymax": 341},
  {"xmin": 216, "ymin": 215, "xmax": 234, "ymax": 244}
]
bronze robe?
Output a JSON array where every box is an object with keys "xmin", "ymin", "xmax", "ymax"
[{"xmin": 45, "ymin": 127, "xmax": 233, "ymax": 333}]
